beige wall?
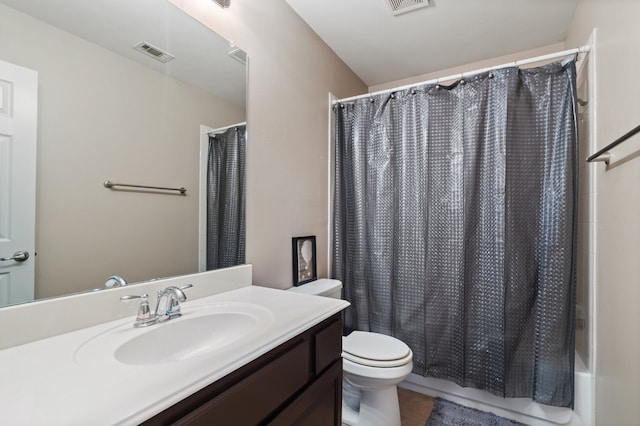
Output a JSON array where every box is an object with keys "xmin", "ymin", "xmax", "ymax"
[
  {"xmin": 369, "ymin": 43, "xmax": 565, "ymax": 92},
  {"xmin": 566, "ymin": 0, "xmax": 640, "ymax": 424},
  {"xmin": 0, "ymin": 4, "xmax": 245, "ymax": 298},
  {"xmin": 170, "ymin": 0, "xmax": 367, "ymax": 288}
]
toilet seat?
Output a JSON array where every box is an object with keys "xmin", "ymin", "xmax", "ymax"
[{"xmin": 343, "ymin": 331, "xmax": 412, "ymax": 368}]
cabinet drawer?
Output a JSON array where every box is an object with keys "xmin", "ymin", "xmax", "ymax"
[
  {"xmin": 314, "ymin": 317, "xmax": 342, "ymax": 375},
  {"xmin": 269, "ymin": 359, "xmax": 342, "ymax": 426},
  {"xmin": 174, "ymin": 339, "xmax": 311, "ymax": 426}
]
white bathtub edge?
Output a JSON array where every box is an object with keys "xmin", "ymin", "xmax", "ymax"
[{"xmin": 399, "ymin": 358, "xmax": 592, "ymax": 426}]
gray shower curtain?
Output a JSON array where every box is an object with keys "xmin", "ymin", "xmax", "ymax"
[
  {"xmin": 332, "ymin": 61, "xmax": 578, "ymax": 407},
  {"xmin": 207, "ymin": 125, "xmax": 246, "ymax": 270}
]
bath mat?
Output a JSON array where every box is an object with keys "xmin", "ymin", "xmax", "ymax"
[{"xmin": 426, "ymin": 398, "xmax": 525, "ymax": 426}]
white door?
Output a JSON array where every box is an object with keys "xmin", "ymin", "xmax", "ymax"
[
  {"xmin": 0, "ymin": 59, "xmax": 37, "ymax": 307},
  {"xmin": 199, "ymin": 125, "xmax": 213, "ymax": 272}
]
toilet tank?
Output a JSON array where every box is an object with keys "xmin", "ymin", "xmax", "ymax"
[{"xmin": 287, "ymin": 279, "xmax": 342, "ymax": 299}]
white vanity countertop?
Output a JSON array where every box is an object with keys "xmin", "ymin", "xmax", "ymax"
[{"xmin": 0, "ymin": 286, "xmax": 349, "ymax": 425}]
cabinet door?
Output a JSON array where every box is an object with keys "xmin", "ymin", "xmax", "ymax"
[
  {"xmin": 314, "ymin": 318, "xmax": 342, "ymax": 375},
  {"xmin": 269, "ymin": 359, "xmax": 342, "ymax": 426},
  {"xmin": 172, "ymin": 340, "xmax": 310, "ymax": 426}
]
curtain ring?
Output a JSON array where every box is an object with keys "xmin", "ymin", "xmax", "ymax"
[
  {"xmin": 390, "ymin": 93, "xmax": 396, "ymax": 99},
  {"xmin": 488, "ymin": 71, "xmax": 494, "ymax": 79},
  {"xmin": 460, "ymin": 79, "xmax": 466, "ymax": 85},
  {"xmin": 369, "ymin": 97, "xmax": 375, "ymax": 103},
  {"xmin": 411, "ymin": 89, "xmax": 416, "ymax": 95}
]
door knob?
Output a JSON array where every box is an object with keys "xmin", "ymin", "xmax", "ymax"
[{"xmin": 0, "ymin": 251, "xmax": 30, "ymax": 262}]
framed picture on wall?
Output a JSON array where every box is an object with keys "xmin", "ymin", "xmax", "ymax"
[{"xmin": 292, "ymin": 236, "xmax": 317, "ymax": 286}]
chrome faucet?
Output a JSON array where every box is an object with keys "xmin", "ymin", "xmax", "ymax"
[
  {"xmin": 105, "ymin": 275, "xmax": 128, "ymax": 288},
  {"xmin": 119, "ymin": 293, "xmax": 155, "ymax": 327},
  {"xmin": 155, "ymin": 284, "xmax": 193, "ymax": 323},
  {"xmin": 120, "ymin": 284, "xmax": 193, "ymax": 327}
]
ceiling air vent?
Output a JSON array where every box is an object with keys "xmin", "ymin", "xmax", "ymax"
[
  {"xmin": 228, "ymin": 42, "xmax": 247, "ymax": 66},
  {"xmin": 212, "ymin": 0, "xmax": 230, "ymax": 8},
  {"xmin": 387, "ymin": 0, "xmax": 430, "ymax": 16},
  {"xmin": 133, "ymin": 41, "xmax": 175, "ymax": 63}
]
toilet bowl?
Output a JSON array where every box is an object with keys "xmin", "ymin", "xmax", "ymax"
[
  {"xmin": 341, "ymin": 330, "xmax": 413, "ymax": 426},
  {"xmin": 288, "ymin": 279, "xmax": 413, "ymax": 426}
]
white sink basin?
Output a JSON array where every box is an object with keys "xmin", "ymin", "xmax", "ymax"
[
  {"xmin": 74, "ymin": 302, "xmax": 274, "ymax": 366},
  {"xmin": 116, "ymin": 312, "xmax": 259, "ymax": 365}
]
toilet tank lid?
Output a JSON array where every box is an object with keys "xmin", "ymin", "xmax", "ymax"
[{"xmin": 287, "ymin": 278, "xmax": 342, "ymax": 296}]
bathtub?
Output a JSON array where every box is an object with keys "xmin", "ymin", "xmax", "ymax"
[{"xmin": 399, "ymin": 353, "xmax": 593, "ymax": 426}]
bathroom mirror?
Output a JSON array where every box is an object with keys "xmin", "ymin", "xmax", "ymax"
[{"xmin": 0, "ymin": 0, "xmax": 247, "ymax": 307}]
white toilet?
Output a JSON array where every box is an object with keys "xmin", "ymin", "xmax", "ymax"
[{"xmin": 288, "ymin": 279, "xmax": 413, "ymax": 426}]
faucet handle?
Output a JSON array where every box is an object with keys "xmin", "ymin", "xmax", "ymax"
[
  {"xmin": 172, "ymin": 284, "xmax": 193, "ymax": 300},
  {"xmin": 173, "ymin": 284, "xmax": 193, "ymax": 302},
  {"xmin": 155, "ymin": 284, "xmax": 193, "ymax": 323},
  {"xmin": 157, "ymin": 284, "xmax": 193, "ymax": 302},
  {"xmin": 120, "ymin": 293, "xmax": 156, "ymax": 327}
]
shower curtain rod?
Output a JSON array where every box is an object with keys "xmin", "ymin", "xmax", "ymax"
[
  {"xmin": 334, "ymin": 45, "xmax": 591, "ymax": 104},
  {"xmin": 208, "ymin": 121, "xmax": 247, "ymax": 135}
]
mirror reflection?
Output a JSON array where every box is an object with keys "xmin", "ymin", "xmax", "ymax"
[{"xmin": 0, "ymin": 0, "xmax": 247, "ymax": 308}]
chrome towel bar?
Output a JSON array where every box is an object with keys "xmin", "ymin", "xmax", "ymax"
[
  {"xmin": 587, "ymin": 124, "xmax": 640, "ymax": 165},
  {"xmin": 103, "ymin": 180, "xmax": 186, "ymax": 194}
]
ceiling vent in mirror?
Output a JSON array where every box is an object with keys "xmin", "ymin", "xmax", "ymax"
[
  {"xmin": 212, "ymin": 0, "xmax": 230, "ymax": 8},
  {"xmin": 133, "ymin": 41, "xmax": 175, "ymax": 63},
  {"xmin": 228, "ymin": 42, "xmax": 247, "ymax": 66},
  {"xmin": 387, "ymin": 0, "xmax": 431, "ymax": 16}
]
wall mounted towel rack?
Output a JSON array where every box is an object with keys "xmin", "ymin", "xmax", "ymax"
[
  {"xmin": 103, "ymin": 180, "xmax": 187, "ymax": 194},
  {"xmin": 587, "ymin": 124, "xmax": 640, "ymax": 165}
]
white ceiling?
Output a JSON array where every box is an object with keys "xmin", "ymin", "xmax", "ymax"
[
  {"xmin": 0, "ymin": 0, "xmax": 246, "ymax": 108},
  {"xmin": 285, "ymin": 0, "xmax": 578, "ymax": 87}
]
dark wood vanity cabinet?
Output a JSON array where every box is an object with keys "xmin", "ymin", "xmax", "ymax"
[{"xmin": 142, "ymin": 313, "xmax": 343, "ymax": 426}]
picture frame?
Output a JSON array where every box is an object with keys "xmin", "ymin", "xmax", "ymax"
[{"xmin": 292, "ymin": 236, "xmax": 317, "ymax": 286}]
